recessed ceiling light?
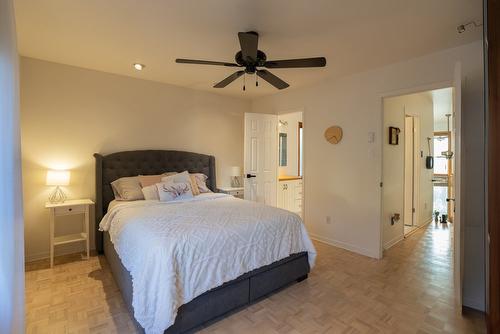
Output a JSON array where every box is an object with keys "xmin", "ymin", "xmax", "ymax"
[{"xmin": 133, "ymin": 63, "xmax": 145, "ymax": 71}]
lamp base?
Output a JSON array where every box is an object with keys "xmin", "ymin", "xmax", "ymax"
[
  {"xmin": 49, "ymin": 186, "xmax": 67, "ymax": 204},
  {"xmin": 231, "ymin": 176, "xmax": 242, "ymax": 188}
]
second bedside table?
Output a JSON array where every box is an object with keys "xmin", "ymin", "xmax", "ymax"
[
  {"xmin": 45, "ymin": 199, "xmax": 94, "ymax": 268},
  {"xmin": 218, "ymin": 186, "xmax": 244, "ymax": 199}
]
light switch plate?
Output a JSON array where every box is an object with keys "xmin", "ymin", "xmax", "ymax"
[{"xmin": 368, "ymin": 132, "xmax": 375, "ymax": 143}]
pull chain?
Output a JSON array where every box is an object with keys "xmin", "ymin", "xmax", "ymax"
[
  {"xmin": 243, "ymin": 74, "xmax": 246, "ymax": 91},
  {"xmin": 256, "ymin": 73, "xmax": 259, "ymax": 87}
]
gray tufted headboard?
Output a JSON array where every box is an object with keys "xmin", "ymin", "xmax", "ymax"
[{"xmin": 94, "ymin": 150, "xmax": 216, "ymax": 253}]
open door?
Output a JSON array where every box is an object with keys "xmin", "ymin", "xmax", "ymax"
[
  {"xmin": 452, "ymin": 62, "xmax": 463, "ymax": 306},
  {"xmin": 244, "ymin": 113, "xmax": 278, "ymax": 205},
  {"xmin": 403, "ymin": 115, "xmax": 421, "ymax": 232}
]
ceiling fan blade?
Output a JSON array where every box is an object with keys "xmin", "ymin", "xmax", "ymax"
[
  {"xmin": 176, "ymin": 59, "xmax": 240, "ymax": 67},
  {"xmin": 257, "ymin": 70, "xmax": 289, "ymax": 90},
  {"xmin": 238, "ymin": 31, "xmax": 258, "ymax": 62},
  {"xmin": 264, "ymin": 57, "xmax": 326, "ymax": 68},
  {"xmin": 214, "ymin": 71, "xmax": 245, "ymax": 88}
]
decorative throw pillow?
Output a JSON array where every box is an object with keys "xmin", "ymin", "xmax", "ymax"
[
  {"xmin": 189, "ymin": 175, "xmax": 200, "ymax": 196},
  {"xmin": 111, "ymin": 176, "xmax": 144, "ymax": 200},
  {"xmin": 160, "ymin": 171, "xmax": 201, "ymax": 195},
  {"xmin": 141, "ymin": 184, "xmax": 159, "ymax": 200},
  {"xmin": 191, "ymin": 173, "xmax": 211, "ymax": 193},
  {"xmin": 139, "ymin": 172, "xmax": 177, "ymax": 188},
  {"xmin": 157, "ymin": 181, "xmax": 193, "ymax": 202}
]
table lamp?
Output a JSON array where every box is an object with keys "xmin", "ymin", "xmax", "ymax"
[{"xmin": 46, "ymin": 170, "xmax": 70, "ymax": 203}]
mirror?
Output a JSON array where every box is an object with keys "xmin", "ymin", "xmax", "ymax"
[{"xmin": 279, "ymin": 133, "xmax": 287, "ymax": 166}]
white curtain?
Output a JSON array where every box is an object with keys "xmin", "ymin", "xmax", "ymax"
[{"xmin": 0, "ymin": 0, "xmax": 25, "ymax": 332}]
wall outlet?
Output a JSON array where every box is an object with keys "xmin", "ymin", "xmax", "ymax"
[{"xmin": 326, "ymin": 216, "xmax": 331, "ymax": 224}]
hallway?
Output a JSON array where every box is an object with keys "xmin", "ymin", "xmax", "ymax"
[{"xmin": 25, "ymin": 222, "xmax": 485, "ymax": 333}]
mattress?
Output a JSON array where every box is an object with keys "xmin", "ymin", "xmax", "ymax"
[{"xmin": 99, "ymin": 194, "xmax": 316, "ymax": 334}]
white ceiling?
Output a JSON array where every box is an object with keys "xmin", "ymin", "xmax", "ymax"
[{"xmin": 14, "ymin": 0, "xmax": 482, "ymax": 99}]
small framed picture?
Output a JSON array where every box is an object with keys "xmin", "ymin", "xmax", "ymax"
[{"xmin": 389, "ymin": 126, "xmax": 400, "ymax": 145}]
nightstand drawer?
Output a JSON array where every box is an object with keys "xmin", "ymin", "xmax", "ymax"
[
  {"xmin": 54, "ymin": 204, "xmax": 85, "ymax": 216},
  {"xmin": 218, "ymin": 187, "xmax": 244, "ymax": 198},
  {"xmin": 231, "ymin": 190, "xmax": 244, "ymax": 197}
]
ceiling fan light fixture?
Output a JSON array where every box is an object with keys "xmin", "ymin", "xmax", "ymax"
[{"xmin": 133, "ymin": 63, "xmax": 145, "ymax": 71}]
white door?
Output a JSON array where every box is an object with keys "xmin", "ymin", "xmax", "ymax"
[
  {"xmin": 404, "ymin": 116, "xmax": 414, "ymax": 227},
  {"xmin": 452, "ymin": 62, "xmax": 462, "ymax": 306},
  {"xmin": 403, "ymin": 115, "xmax": 420, "ymax": 230},
  {"xmin": 244, "ymin": 113, "xmax": 278, "ymax": 205}
]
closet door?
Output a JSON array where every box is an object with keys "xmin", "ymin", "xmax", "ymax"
[{"xmin": 244, "ymin": 113, "xmax": 278, "ymax": 205}]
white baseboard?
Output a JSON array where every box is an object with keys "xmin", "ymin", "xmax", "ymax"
[
  {"xmin": 406, "ymin": 219, "xmax": 433, "ymax": 237},
  {"xmin": 384, "ymin": 234, "xmax": 404, "ymax": 250},
  {"xmin": 383, "ymin": 219, "xmax": 433, "ymax": 250},
  {"xmin": 310, "ymin": 233, "xmax": 380, "ymax": 259}
]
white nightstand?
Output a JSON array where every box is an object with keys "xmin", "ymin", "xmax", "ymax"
[
  {"xmin": 218, "ymin": 186, "xmax": 244, "ymax": 199},
  {"xmin": 45, "ymin": 199, "xmax": 94, "ymax": 268}
]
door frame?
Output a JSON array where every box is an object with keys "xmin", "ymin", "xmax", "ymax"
[
  {"xmin": 487, "ymin": 0, "xmax": 500, "ymax": 329},
  {"xmin": 379, "ymin": 79, "xmax": 461, "ymax": 299}
]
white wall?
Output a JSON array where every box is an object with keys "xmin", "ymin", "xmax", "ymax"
[
  {"xmin": 20, "ymin": 57, "xmax": 251, "ymax": 261},
  {"xmin": 278, "ymin": 112, "xmax": 302, "ymax": 177},
  {"xmin": 251, "ymin": 41, "xmax": 485, "ymax": 310},
  {"xmin": 0, "ymin": 0, "xmax": 25, "ymax": 332},
  {"xmin": 382, "ymin": 92, "xmax": 434, "ymax": 248}
]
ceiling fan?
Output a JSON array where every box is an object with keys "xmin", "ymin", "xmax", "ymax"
[{"xmin": 176, "ymin": 31, "xmax": 326, "ymax": 90}]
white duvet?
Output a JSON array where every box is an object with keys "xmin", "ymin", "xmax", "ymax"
[{"xmin": 99, "ymin": 193, "xmax": 316, "ymax": 334}]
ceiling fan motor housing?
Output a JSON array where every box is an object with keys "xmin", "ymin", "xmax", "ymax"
[{"xmin": 235, "ymin": 50, "xmax": 267, "ymax": 73}]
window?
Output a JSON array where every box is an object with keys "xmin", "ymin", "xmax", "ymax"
[
  {"xmin": 433, "ymin": 133, "xmax": 450, "ymax": 175},
  {"xmin": 279, "ymin": 133, "xmax": 287, "ymax": 166}
]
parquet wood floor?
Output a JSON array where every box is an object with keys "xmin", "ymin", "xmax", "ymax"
[{"xmin": 25, "ymin": 222, "xmax": 485, "ymax": 333}]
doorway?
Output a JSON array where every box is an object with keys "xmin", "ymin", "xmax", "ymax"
[
  {"xmin": 277, "ymin": 112, "xmax": 304, "ymax": 218},
  {"xmin": 381, "ymin": 83, "xmax": 461, "ymax": 303},
  {"xmin": 382, "ymin": 86, "xmax": 457, "ymax": 245}
]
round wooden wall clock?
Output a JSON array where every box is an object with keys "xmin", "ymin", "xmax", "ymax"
[{"xmin": 324, "ymin": 126, "xmax": 343, "ymax": 144}]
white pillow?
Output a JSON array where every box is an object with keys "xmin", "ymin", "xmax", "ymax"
[
  {"xmin": 111, "ymin": 176, "xmax": 144, "ymax": 201},
  {"xmin": 160, "ymin": 170, "xmax": 191, "ymax": 184},
  {"xmin": 156, "ymin": 181, "xmax": 193, "ymax": 202},
  {"xmin": 141, "ymin": 185, "xmax": 159, "ymax": 200}
]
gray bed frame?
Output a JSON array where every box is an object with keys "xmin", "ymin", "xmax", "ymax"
[{"xmin": 94, "ymin": 150, "xmax": 310, "ymax": 333}]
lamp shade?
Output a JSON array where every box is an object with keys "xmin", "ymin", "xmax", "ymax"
[
  {"xmin": 46, "ymin": 170, "xmax": 70, "ymax": 186},
  {"xmin": 230, "ymin": 166, "xmax": 241, "ymax": 177}
]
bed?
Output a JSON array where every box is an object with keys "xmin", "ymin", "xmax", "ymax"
[{"xmin": 94, "ymin": 150, "xmax": 315, "ymax": 334}]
